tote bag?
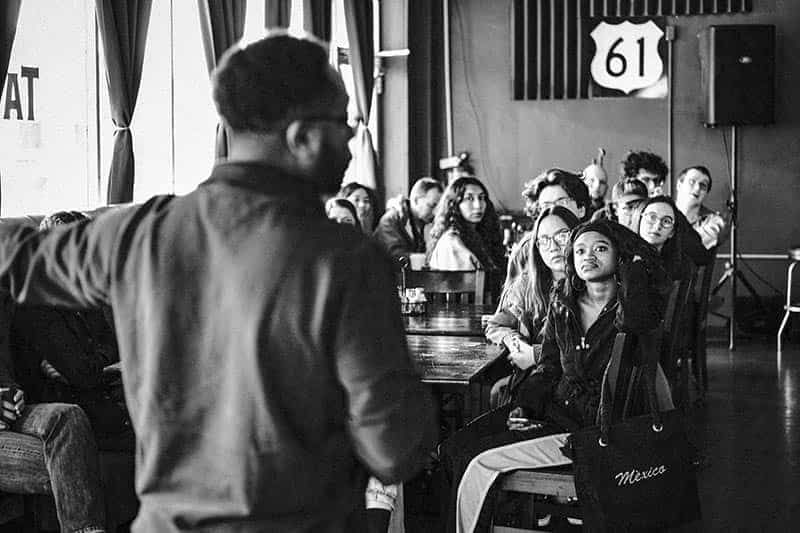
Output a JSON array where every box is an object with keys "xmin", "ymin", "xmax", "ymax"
[{"xmin": 567, "ymin": 353, "xmax": 701, "ymax": 531}]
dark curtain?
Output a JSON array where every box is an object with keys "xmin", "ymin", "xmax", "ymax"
[
  {"xmin": 198, "ymin": 0, "xmax": 247, "ymax": 161},
  {"xmin": 304, "ymin": 0, "xmax": 331, "ymax": 42},
  {"xmin": 343, "ymin": 0, "xmax": 378, "ymax": 191},
  {"xmin": 409, "ymin": 0, "xmax": 444, "ymax": 184},
  {"xmin": 0, "ymin": 1, "xmax": 22, "ymax": 90},
  {"xmin": 96, "ymin": 0, "xmax": 153, "ymax": 204},
  {"xmin": 265, "ymin": 0, "xmax": 290, "ymax": 28},
  {"xmin": 0, "ymin": 0, "xmax": 22, "ymax": 214}
]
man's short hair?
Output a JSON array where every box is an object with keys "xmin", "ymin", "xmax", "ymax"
[
  {"xmin": 521, "ymin": 168, "xmax": 590, "ymax": 211},
  {"xmin": 410, "ymin": 177, "xmax": 444, "ymax": 200},
  {"xmin": 611, "ymin": 178, "xmax": 648, "ymax": 202},
  {"xmin": 676, "ymin": 165, "xmax": 713, "ymax": 192},
  {"xmin": 212, "ymin": 31, "xmax": 339, "ymax": 133},
  {"xmin": 622, "ymin": 151, "xmax": 668, "ymax": 183}
]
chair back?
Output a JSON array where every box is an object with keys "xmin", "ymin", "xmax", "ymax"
[
  {"xmin": 660, "ymin": 274, "xmax": 696, "ymax": 409},
  {"xmin": 692, "ymin": 251, "xmax": 717, "ymax": 390},
  {"xmin": 402, "ymin": 269, "xmax": 485, "ymax": 305}
]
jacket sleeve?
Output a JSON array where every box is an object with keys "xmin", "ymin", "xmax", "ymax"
[
  {"xmin": 0, "ymin": 205, "xmax": 149, "ymax": 309},
  {"xmin": 485, "ymin": 281, "xmax": 525, "ymax": 346},
  {"xmin": 372, "ymin": 209, "xmax": 413, "ymax": 261},
  {"xmin": 333, "ymin": 240, "xmax": 438, "ymax": 484}
]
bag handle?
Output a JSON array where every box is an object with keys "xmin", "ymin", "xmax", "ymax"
[{"xmin": 597, "ymin": 328, "xmax": 664, "ymax": 447}]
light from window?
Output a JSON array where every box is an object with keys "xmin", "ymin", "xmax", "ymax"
[{"xmin": 0, "ymin": 0, "xmax": 97, "ymax": 217}]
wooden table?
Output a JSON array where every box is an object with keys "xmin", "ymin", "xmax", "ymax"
[
  {"xmin": 403, "ymin": 304, "xmax": 495, "ymax": 337},
  {"xmin": 407, "ymin": 334, "xmax": 504, "ymax": 425}
]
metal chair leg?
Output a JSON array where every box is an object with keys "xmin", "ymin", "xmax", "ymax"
[{"xmin": 777, "ymin": 309, "xmax": 791, "ymax": 352}]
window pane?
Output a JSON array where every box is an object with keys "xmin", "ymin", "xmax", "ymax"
[
  {"xmin": 130, "ymin": 0, "xmax": 172, "ymax": 202},
  {"xmin": 0, "ymin": 0, "xmax": 96, "ymax": 216},
  {"xmin": 173, "ymin": 0, "xmax": 217, "ymax": 195}
]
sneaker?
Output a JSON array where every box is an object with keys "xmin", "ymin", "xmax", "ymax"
[
  {"xmin": 537, "ymin": 513, "xmax": 552, "ymax": 527},
  {"xmin": 566, "ymin": 516, "xmax": 583, "ymax": 526}
]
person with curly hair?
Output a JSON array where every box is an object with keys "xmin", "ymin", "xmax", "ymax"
[
  {"xmin": 428, "ymin": 176, "xmax": 506, "ymax": 276},
  {"xmin": 438, "ymin": 218, "xmax": 673, "ymax": 533},
  {"xmin": 621, "ymin": 150, "xmax": 669, "ymax": 197},
  {"xmin": 509, "ymin": 169, "xmax": 591, "ymax": 288}
]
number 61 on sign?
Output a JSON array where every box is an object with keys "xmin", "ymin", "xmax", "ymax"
[{"xmin": 589, "ymin": 20, "xmax": 666, "ymax": 97}]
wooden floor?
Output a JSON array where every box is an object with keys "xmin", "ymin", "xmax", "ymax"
[
  {"xmin": 689, "ymin": 339, "xmax": 800, "ymax": 531},
  {"xmin": 406, "ymin": 335, "xmax": 800, "ymax": 531}
]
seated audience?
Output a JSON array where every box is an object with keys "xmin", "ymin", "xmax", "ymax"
[
  {"xmin": 438, "ymin": 219, "xmax": 672, "ymax": 533},
  {"xmin": 674, "ymin": 166, "xmax": 727, "ymax": 249},
  {"xmin": 10, "ymin": 211, "xmax": 133, "ymax": 453},
  {"xmin": 485, "ymin": 206, "xmax": 581, "ymax": 406},
  {"xmin": 428, "ymin": 176, "xmax": 506, "ymax": 274},
  {"xmin": 0, "ymin": 294, "xmax": 107, "ymax": 532},
  {"xmin": 325, "ymin": 197, "xmax": 361, "ymax": 230},
  {"xmin": 374, "ymin": 177, "xmax": 443, "ymax": 261},
  {"xmin": 507, "ymin": 169, "xmax": 591, "ymax": 286},
  {"xmin": 622, "ymin": 150, "xmax": 668, "ymax": 197},
  {"xmin": 339, "ymin": 182, "xmax": 380, "ymax": 233}
]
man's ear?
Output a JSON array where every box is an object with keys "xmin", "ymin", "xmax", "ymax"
[{"xmin": 285, "ymin": 120, "xmax": 323, "ymax": 167}]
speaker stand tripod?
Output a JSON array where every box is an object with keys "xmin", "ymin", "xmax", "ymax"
[{"xmin": 709, "ymin": 125, "xmax": 767, "ymax": 350}]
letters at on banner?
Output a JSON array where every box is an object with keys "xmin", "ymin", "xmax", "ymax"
[{"xmin": 587, "ymin": 18, "xmax": 667, "ymax": 98}]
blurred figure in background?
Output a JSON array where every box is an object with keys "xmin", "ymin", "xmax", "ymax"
[
  {"xmin": 582, "ymin": 148, "xmax": 609, "ymax": 214},
  {"xmin": 339, "ymin": 182, "xmax": 381, "ymax": 233},
  {"xmin": 325, "ymin": 197, "xmax": 361, "ymax": 230}
]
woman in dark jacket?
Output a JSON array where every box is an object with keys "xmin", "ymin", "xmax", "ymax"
[{"xmin": 439, "ymin": 219, "xmax": 671, "ymax": 533}]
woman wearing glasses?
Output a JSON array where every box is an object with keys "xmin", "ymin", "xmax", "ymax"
[
  {"xmin": 485, "ymin": 206, "xmax": 581, "ymax": 407},
  {"xmin": 635, "ymin": 196, "xmax": 697, "ymax": 281}
]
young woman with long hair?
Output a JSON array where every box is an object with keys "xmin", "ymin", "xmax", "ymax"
[
  {"xmin": 427, "ymin": 176, "xmax": 506, "ymax": 277},
  {"xmin": 485, "ymin": 206, "xmax": 581, "ymax": 405},
  {"xmin": 438, "ymin": 219, "xmax": 673, "ymax": 533}
]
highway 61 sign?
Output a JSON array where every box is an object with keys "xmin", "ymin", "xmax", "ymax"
[{"xmin": 589, "ymin": 19, "xmax": 665, "ymax": 97}]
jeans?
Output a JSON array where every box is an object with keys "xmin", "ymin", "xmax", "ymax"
[{"xmin": 0, "ymin": 403, "xmax": 105, "ymax": 533}]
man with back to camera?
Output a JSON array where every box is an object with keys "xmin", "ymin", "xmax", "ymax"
[
  {"xmin": 373, "ymin": 176, "xmax": 443, "ymax": 262},
  {"xmin": 674, "ymin": 166, "xmax": 727, "ymax": 250},
  {"xmin": 621, "ymin": 150, "xmax": 669, "ymax": 197},
  {"xmin": 0, "ymin": 32, "xmax": 437, "ymax": 532}
]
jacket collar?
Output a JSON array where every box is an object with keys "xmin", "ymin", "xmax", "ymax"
[{"xmin": 200, "ymin": 161, "xmax": 324, "ymax": 203}]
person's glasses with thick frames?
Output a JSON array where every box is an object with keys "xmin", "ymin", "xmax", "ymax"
[
  {"xmin": 536, "ymin": 229, "xmax": 571, "ymax": 249},
  {"xmin": 641, "ymin": 211, "xmax": 675, "ymax": 230}
]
